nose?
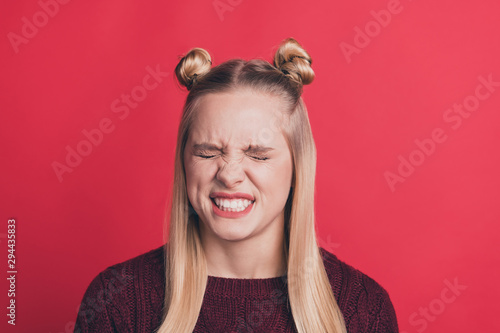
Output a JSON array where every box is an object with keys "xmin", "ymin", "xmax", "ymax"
[{"xmin": 216, "ymin": 157, "xmax": 245, "ymax": 188}]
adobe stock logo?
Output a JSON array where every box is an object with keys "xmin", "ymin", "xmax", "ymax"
[
  {"xmin": 7, "ymin": 0, "xmax": 72, "ymax": 54},
  {"xmin": 384, "ymin": 73, "xmax": 499, "ymax": 192},
  {"xmin": 401, "ymin": 277, "xmax": 467, "ymax": 333},
  {"xmin": 51, "ymin": 65, "xmax": 169, "ymax": 182},
  {"xmin": 212, "ymin": 0, "xmax": 243, "ymax": 21}
]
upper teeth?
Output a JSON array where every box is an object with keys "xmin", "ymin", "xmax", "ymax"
[{"xmin": 213, "ymin": 198, "xmax": 252, "ymax": 211}]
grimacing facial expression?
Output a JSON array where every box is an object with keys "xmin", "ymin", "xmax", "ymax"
[{"xmin": 183, "ymin": 89, "xmax": 294, "ymax": 243}]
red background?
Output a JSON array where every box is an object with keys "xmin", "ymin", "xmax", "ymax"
[{"xmin": 1, "ymin": 0, "xmax": 499, "ymax": 332}]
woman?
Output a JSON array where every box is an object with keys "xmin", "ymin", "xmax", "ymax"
[{"xmin": 75, "ymin": 37, "xmax": 399, "ymax": 333}]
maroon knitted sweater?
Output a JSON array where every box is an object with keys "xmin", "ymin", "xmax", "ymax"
[{"xmin": 74, "ymin": 245, "xmax": 399, "ymax": 332}]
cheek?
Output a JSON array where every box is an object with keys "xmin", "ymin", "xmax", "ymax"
[
  {"xmin": 253, "ymin": 160, "xmax": 293, "ymax": 192},
  {"xmin": 275, "ymin": 155, "xmax": 293, "ymax": 184},
  {"xmin": 184, "ymin": 159, "xmax": 217, "ymax": 198}
]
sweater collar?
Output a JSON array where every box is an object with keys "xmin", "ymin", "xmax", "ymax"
[{"xmin": 206, "ymin": 274, "xmax": 288, "ymax": 297}]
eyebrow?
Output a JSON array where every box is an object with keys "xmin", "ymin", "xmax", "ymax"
[{"xmin": 192, "ymin": 143, "xmax": 275, "ymax": 153}]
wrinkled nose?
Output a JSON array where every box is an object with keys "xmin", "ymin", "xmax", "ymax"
[{"xmin": 216, "ymin": 158, "xmax": 245, "ymax": 188}]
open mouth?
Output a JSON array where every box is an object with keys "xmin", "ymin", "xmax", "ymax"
[{"xmin": 211, "ymin": 197, "xmax": 255, "ymax": 213}]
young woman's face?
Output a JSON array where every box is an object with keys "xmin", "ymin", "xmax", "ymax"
[{"xmin": 184, "ymin": 89, "xmax": 293, "ymax": 244}]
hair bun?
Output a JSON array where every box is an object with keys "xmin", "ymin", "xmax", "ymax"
[
  {"xmin": 273, "ymin": 37, "xmax": 314, "ymax": 86},
  {"xmin": 175, "ymin": 47, "xmax": 212, "ymax": 90}
]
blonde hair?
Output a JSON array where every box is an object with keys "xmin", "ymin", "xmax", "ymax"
[{"xmin": 157, "ymin": 37, "xmax": 347, "ymax": 333}]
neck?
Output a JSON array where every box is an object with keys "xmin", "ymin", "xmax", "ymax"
[{"xmin": 200, "ymin": 225, "xmax": 287, "ymax": 279}]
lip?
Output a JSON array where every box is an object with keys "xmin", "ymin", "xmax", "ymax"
[{"xmin": 209, "ymin": 192, "xmax": 255, "ymax": 201}]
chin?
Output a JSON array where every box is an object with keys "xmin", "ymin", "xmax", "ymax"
[{"xmin": 209, "ymin": 223, "xmax": 255, "ymax": 243}]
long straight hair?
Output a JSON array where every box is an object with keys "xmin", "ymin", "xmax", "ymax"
[{"xmin": 156, "ymin": 40, "xmax": 347, "ymax": 333}]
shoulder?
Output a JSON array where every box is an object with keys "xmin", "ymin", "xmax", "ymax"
[
  {"xmin": 74, "ymin": 245, "xmax": 166, "ymax": 332},
  {"xmin": 319, "ymin": 247, "xmax": 399, "ymax": 333},
  {"xmin": 102, "ymin": 244, "xmax": 165, "ymax": 281},
  {"xmin": 318, "ymin": 247, "xmax": 389, "ymax": 303},
  {"xmin": 94, "ymin": 244, "xmax": 165, "ymax": 298}
]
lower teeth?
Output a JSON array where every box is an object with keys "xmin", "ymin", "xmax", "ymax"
[{"xmin": 218, "ymin": 206, "xmax": 247, "ymax": 212}]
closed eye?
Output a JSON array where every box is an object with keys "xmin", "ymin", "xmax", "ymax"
[
  {"xmin": 196, "ymin": 154, "xmax": 217, "ymax": 159},
  {"xmin": 250, "ymin": 156, "xmax": 269, "ymax": 161},
  {"xmin": 195, "ymin": 153, "xmax": 268, "ymax": 161}
]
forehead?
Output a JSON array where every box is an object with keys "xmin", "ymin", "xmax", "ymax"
[{"xmin": 188, "ymin": 90, "xmax": 287, "ymax": 148}]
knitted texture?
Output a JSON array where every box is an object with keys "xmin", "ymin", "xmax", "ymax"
[{"xmin": 74, "ymin": 245, "xmax": 399, "ymax": 332}]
